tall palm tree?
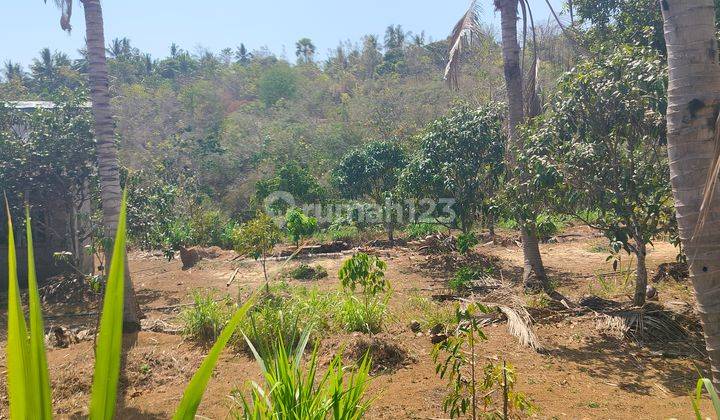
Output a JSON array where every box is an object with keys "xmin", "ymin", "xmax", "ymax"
[
  {"xmin": 446, "ymin": 0, "xmax": 548, "ymax": 290},
  {"xmin": 45, "ymin": 0, "xmax": 141, "ymax": 331},
  {"xmin": 3, "ymin": 61, "xmax": 24, "ymax": 82},
  {"xmin": 295, "ymin": 38, "xmax": 316, "ymax": 64},
  {"xmin": 661, "ymin": 0, "xmax": 720, "ymax": 384}
]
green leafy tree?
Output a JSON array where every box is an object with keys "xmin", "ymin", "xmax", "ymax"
[
  {"xmin": 524, "ymin": 45, "xmax": 669, "ymax": 306},
  {"xmin": 333, "ymin": 140, "xmax": 406, "ymax": 241},
  {"xmin": 258, "ymin": 64, "xmax": 297, "ymax": 107},
  {"xmin": 255, "ymin": 162, "xmax": 325, "ymax": 212},
  {"xmin": 233, "ymin": 213, "xmax": 282, "ymax": 291},
  {"xmin": 400, "ymin": 103, "xmax": 505, "ymax": 233},
  {"xmin": 284, "ymin": 207, "xmax": 318, "ymax": 247}
]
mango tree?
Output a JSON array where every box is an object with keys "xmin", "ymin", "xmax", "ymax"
[{"xmin": 525, "ymin": 46, "xmax": 669, "ymax": 306}]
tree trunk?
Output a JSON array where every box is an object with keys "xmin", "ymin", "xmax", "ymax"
[
  {"xmin": 497, "ymin": 0, "xmax": 548, "ymax": 290},
  {"xmin": 661, "ymin": 0, "xmax": 720, "ymax": 384},
  {"xmin": 520, "ymin": 224, "xmax": 547, "ymax": 291},
  {"xmin": 633, "ymin": 238, "xmax": 647, "ymax": 307},
  {"xmin": 82, "ymin": 0, "xmax": 141, "ymax": 332}
]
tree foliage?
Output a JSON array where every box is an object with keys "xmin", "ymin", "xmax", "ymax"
[
  {"xmin": 400, "ymin": 103, "xmax": 505, "ymax": 232},
  {"xmin": 525, "ymin": 45, "xmax": 670, "ymax": 305}
]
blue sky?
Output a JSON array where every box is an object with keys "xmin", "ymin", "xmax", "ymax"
[{"xmin": 1, "ymin": 0, "xmax": 566, "ymax": 68}]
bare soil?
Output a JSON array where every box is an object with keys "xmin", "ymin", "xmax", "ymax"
[{"xmin": 0, "ymin": 225, "xmax": 713, "ymax": 419}]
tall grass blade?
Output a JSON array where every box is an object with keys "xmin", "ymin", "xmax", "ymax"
[
  {"xmin": 89, "ymin": 191, "xmax": 129, "ymax": 420},
  {"xmin": 5, "ymin": 200, "xmax": 33, "ymax": 419},
  {"xmin": 693, "ymin": 377, "xmax": 720, "ymax": 419},
  {"xmin": 26, "ymin": 206, "xmax": 53, "ymax": 419},
  {"xmin": 173, "ymin": 291, "xmax": 258, "ymax": 420}
]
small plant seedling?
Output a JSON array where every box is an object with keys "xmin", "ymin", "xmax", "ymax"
[{"xmin": 432, "ymin": 303, "xmax": 535, "ymax": 419}]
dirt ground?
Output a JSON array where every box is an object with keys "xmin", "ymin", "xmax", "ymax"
[{"xmin": 0, "ymin": 224, "xmax": 714, "ymax": 419}]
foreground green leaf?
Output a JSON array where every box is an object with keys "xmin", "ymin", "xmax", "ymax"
[
  {"xmin": 89, "ymin": 191, "xmax": 129, "ymax": 420},
  {"xmin": 6, "ymin": 201, "xmax": 32, "ymax": 419},
  {"xmin": 173, "ymin": 291, "xmax": 258, "ymax": 419},
  {"xmin": 26, "ymin": 207, "xmax": 53, "ymax": 419}
]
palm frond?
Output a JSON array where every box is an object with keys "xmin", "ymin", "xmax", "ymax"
[
  {"xmin": 44, "ymin": 0, "xmax": 73, "ymax": 31},
  {"xmin": 691, "ymin": 112, "xmax": 720, "ymax": 247},
  {"xmin": 444, "ymin": 0, "xmax": 481, "ymax": 89}
]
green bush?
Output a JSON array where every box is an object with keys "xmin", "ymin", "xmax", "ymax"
[
  {"xmin": 337, "ymin": 253, "xmax": 391, "ymax": 334},
  {"xmin": 404, "ymin": 222, "xmax": 440, "ymax": 240},
  {"xmin": 232, "ymin": 330, "xmax": 372, "ymax": 419},
  {"xmin": 285, "ymin": 207, "xmax": 318, "ymax": 246},
  {"xmin": 237, "ymin": 285, "xmax": 338, "ymax": 357},
  {"xmin": 180, "ymin": 291, "xmax": 231, "ymax": 341},
  {"xmin": 456, "ymin": 232, "xmax": 479, "ymax": 255}
]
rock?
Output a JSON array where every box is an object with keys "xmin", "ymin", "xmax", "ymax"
[
  {"xmin": 646, "ymin": 285, "xmax": 658, "ymax": 301},
  {"xmin": 409, "ymin": 320, "xmax": 422, "ymax": 333},
  {"xmin": 76, "ymin": 329, "xmax": 93, "ymax": 341},
  {"xmin": 46, "ymin": 326, "xmax": 77, "ymax": 348},
  {"xmin": 429, "ymin": 323, "xmax": 445, "ymax": 336},
  {"xmin": 430, "ymin": 333, "xmax": 448, "ymax": 344}
]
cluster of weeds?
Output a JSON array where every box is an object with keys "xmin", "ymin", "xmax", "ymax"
[
  {"xmin": 230, "ymin": 330, "xmax": 372, "ymax": 419},
  {"xmin": 449, "ymin": 264, "xmax": 495, "ymax": 294},
  {"xmin": 404, "ymin": 222, "xmax": 441, "ymax": 240},
  {"xmin": 408, "ymin": 291, "xmax": 457, "ymax": 331},
  {"xmin": 179, "ymin": 290, "xmax": 232, "ymax": 342}
]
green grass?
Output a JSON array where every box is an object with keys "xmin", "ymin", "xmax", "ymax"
[
  {"xmin": 407, "ymin": 292, "xmax": 457, "ymax": 331},
  {"xmin": 403, "ymin": 222, "xmax": 440, "ymax": 240},
  {"xmin": 232, "ymin": 330, "xmax": 372, "ymax": 419},
  {"xmin": 179, "ymin": 291, "xmax": 232, "ymax": 342},
  {"xmin": 338, "ymin": 294, "xmax": 388, "ymax": 334}
]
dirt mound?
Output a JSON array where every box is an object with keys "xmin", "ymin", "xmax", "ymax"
[
  {"xmin": 345, "ymin": 334, "xmax": 414, "ymax": 373},
  {"xmin": 179, "ymin": 246, "xmax": 222, "ymax": 269},
  {"xmin": 40, "ymin": 275, "xmax": 100, "ymax": 310},
  {"xmin": 419, "ymin": 249, "xmax": 501, "ymax": 274}
]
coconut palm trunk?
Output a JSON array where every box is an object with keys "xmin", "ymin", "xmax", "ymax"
[
  {"xmin": 661, "ymin": 0, "xmax": 720, "ymax": 383},
  {"xmin": 82, "ymin": 0, "xmax": 141, "ymax": 331},
  {"xmin": 496, "ymin": 0, "xmax": 548, "ymax": 290}
]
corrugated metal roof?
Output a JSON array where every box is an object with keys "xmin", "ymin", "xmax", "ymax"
[{"xmin": 5, "ymin": 101, "xmax": 91, "ymax": 109}]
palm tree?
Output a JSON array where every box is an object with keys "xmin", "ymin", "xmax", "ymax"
[
  {"xmin": 235, "ymin": 43, "xmax": 253, "ymax": 65},
  {"xmin": 661, "ymin": 0, "xmax": 720, "ymax": 384},
  {"xmin": 295, "ymin": 38, "xmax": 316, "ymax": 64},
  {"xmin": 45, "ymin": 0, "xmax": 141, "ymax": 331},
  {"xmin": 3, "ymin": 61, "xmax": 24, "ymax": 82},
  {"xmin": 446, "ymin": 0, "xmax": 548, "ymax": 290}
]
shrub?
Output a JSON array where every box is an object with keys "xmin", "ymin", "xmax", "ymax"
[
  {"xmin": 232, "ymin": 330, "xmax": 372, "ymax": 419},
  {"xmin": 285, "ymin": 207, "xmax": 318, "ymax": 246},
  {"xmin": 237, "ymin": 285, "xmax": 338, "ymax": 357},
  {"xmin": 180, "ymin": 291, "xmax": 231, "ymax": 341},
  {"xmin": 432, "ymin": 303, "xmax": 535, "ymax": 418},
  {"xmin": 338, "ymin": 252, "xmax": 388, "ymax": 296},
  {"xmin": 456, "ymin": 232, "xmax": 479, "ymax": 255},
  {"xmin": 337, "ymin": 253, "xmax": 391, "ymax": 334}
]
